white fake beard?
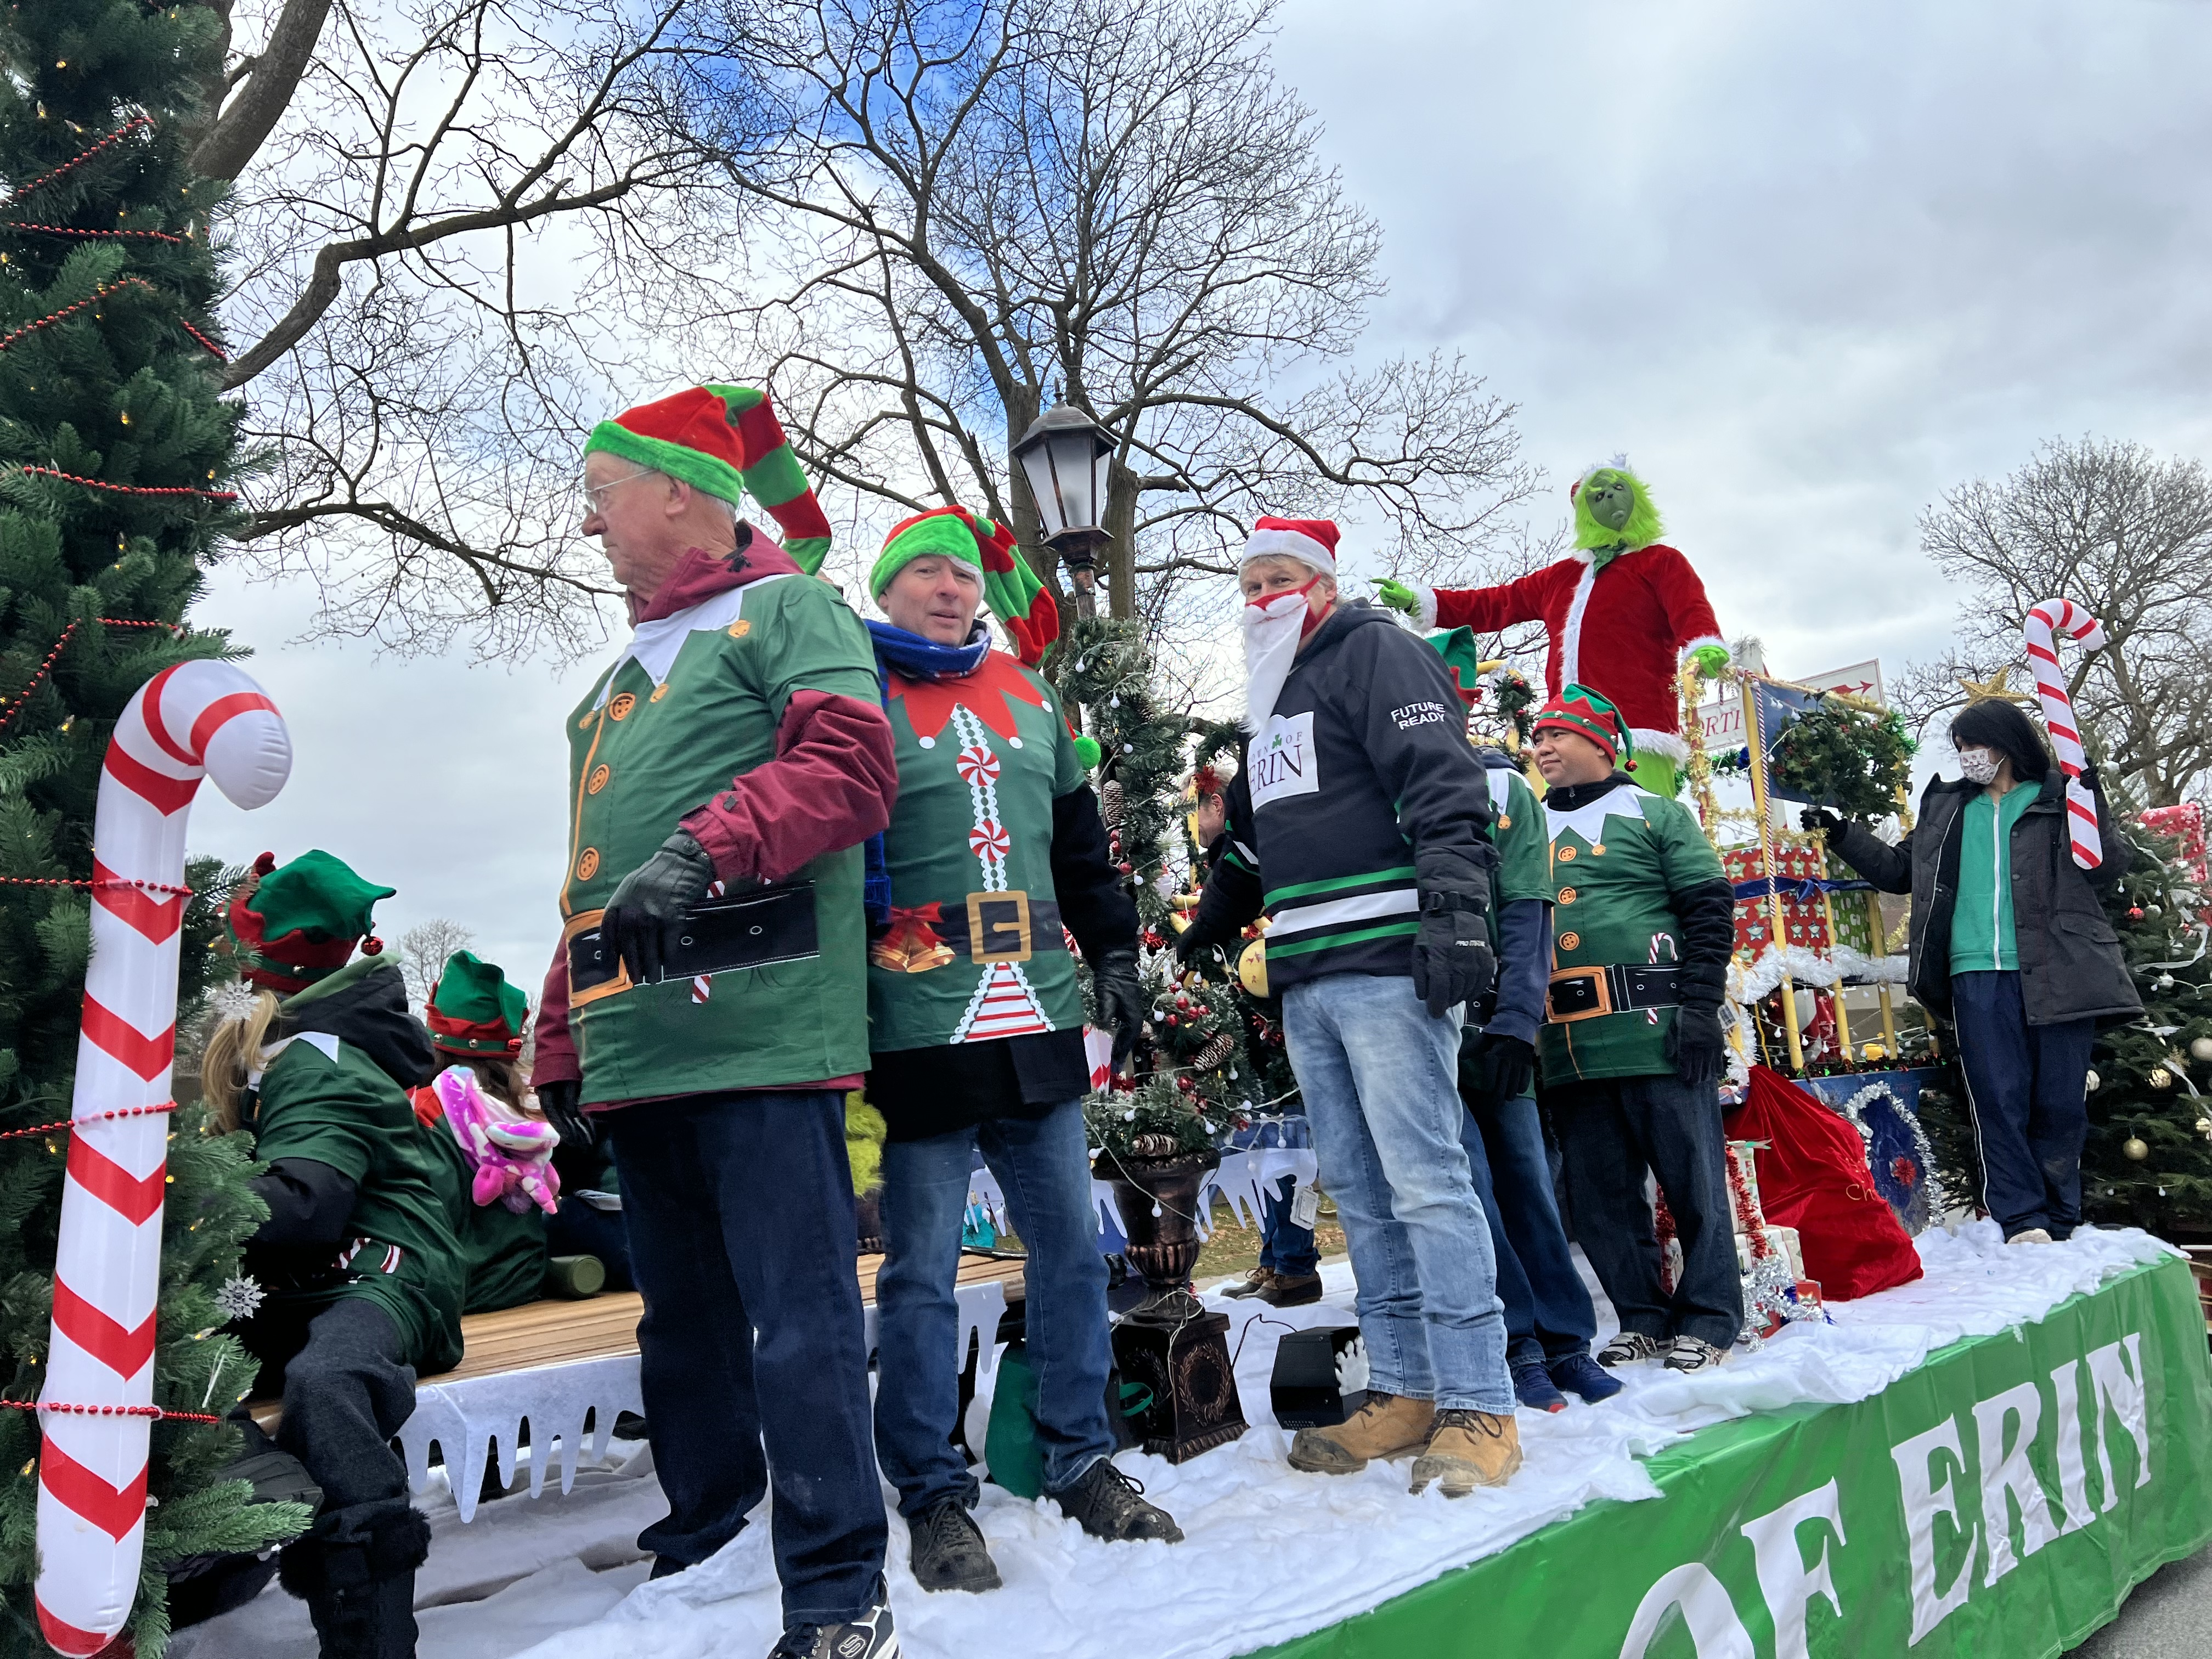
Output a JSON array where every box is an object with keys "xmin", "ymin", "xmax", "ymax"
[{"xmin": 1240, "ymin": 589, "xmax": 1311, "ymax": 732}]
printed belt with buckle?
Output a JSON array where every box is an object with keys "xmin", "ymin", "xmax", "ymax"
[
  {"xmin": 566, "ymin": 881, "xmax": 820, "ymax": 1005},
  {"xmin": 1547, "ymin": 962, "xmax": 1684, "ymax": 1023}
]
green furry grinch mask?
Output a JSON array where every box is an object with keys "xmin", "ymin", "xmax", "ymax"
[{"xmin": 1572, "ymin": 463, "xmax": 1664, "ymax": 560}]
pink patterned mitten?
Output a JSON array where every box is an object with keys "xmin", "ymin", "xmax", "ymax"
[{"xmin": 432, "ymin": 1066, "xmax": 561, "ymax": 1216}]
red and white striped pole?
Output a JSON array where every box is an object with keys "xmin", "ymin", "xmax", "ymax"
[
  {"xmin": 2022, "ymin": 598, "xmax": 2107, "ymax": 871},
  {"xmin": 35, "ymin": 662, "xmax": 290, "ymax": 1656}
]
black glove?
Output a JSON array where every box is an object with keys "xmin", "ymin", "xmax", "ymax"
[
  {"xmin": 1410, "ymin": 888, "xmax": 1497, "ymax": 1019},
  {"xmin": 1667, "ymin": 1004, "xmax": 1729, "ymax": 1089},
  {"xmin": 534, "ymin": 1079, "xmax": 594, "ymax": 1149},
  {"xmin": 1458, "ymin": 1030, "xmax": 1534, "ymax": 1110},
  {"xmin": 601, "ymin": 830, "xmax": 718, "ymax": 985},
  {"xmin": 1090, "ymin": 946, "xmax": 1146, "ymax": 1071},
  {"xmin": 1799, "ymin": 807, "xmax": 1843, "ymax": 836}
]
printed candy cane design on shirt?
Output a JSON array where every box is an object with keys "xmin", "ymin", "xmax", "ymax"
[
  {"xmin": 2023, "ymin": 598, "xmax": 2107, "ymax": 870},
  {"xmin": 947, "ymin": 704, "xmax": 1051, "ymax": 1040},
  {"xmin": 36, "ymin": 663, "xmax": 290, "ymax": 1656}
]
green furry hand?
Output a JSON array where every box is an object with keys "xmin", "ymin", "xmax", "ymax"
[
  {"xmin": 1373, "ymin": 578, "xmax": 1420, "ymax": 617},
  {"xmin": 1691, "ymin": 645, "xmax": 1730, "ymax": 678}
]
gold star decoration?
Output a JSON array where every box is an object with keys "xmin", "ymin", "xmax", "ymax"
[{"xmin": 1957, "ymin": 667, "xmax": 2037, "ymax": 706}]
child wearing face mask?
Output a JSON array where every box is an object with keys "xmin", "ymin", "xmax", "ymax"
[{"xmin": 1803, "ymin": 699, "xmax": 2139, "ymax": 1245}]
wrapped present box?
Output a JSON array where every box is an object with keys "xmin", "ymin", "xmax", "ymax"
[{"xmin": 1725, "ymin": 842, "xmax": 1836, "ymax": 957}]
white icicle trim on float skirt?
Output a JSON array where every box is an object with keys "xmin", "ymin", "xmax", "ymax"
[{"xmin": 1728, "ymin": 944, "xmax": 1908, "ymax": 1007}]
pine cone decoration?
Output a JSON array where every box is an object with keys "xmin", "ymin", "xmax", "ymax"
[
  {"xmin": 1131, "ymin": 1132, "xmax": 1182, "ymax": 1158},
  {"xmin": 1193, "ymin": 1032, "xmax": 1235, "ymax": 1070},
  {"xmin": 1101, "ymin": 778, "xmax": 1125, "ymax": 831}
]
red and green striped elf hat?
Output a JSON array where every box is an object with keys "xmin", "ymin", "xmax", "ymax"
[
  {"xmin": 1532, "ymin": 682, "xmax": 1638, "ymax": 771},
  {"xmin": 584, "ymin": 385, "xmax": 834, "ymax": 573},
  {"xmin": 870, "ymin": 505, "xmax": 1060, "ymax": 665},
  {"xmin": 426, "ymin": 950, "xmax": 530, "ymax": 1058}
]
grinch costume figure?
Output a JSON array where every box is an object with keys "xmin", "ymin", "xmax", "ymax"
[{"xmin": 1376, "ymin": 460, "xmax": 1727, "ymax": 796}]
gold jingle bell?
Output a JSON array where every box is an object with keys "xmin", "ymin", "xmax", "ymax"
[
  {"xmin": 2122, "ymin": 1135, "xmax": 2150, "ymax": 1162},
  {"xmin": 1237, "ymin": 936, "xmax": 1269, "ymax": 999}
]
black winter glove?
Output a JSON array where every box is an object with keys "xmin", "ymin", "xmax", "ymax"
[
  {"xmin": 1666, "ymin": 1005, "xmax": 1729, "ymax": 1090},
  {"xmin": 1799, "ymin": 807, "xmax": 1844, "ymax": 836},
  {"xmin": 1090, "ymin": 946, "xmax": 1146, "ymax": 1071},
  {"xmin": 534, "ymin": 1079, "xmax": 594, "ymax": 1149},
  {"xmin": 1410, "ymin": 889, "xmax": 1497, "ymax": 1019},
  {"xmin": 601, "ymin": 829, "xmax": 718, "ymax": 985},
  {"xmin": 1458, "ymin": 1030, "xmax": 1534, "ymax": 1111}
]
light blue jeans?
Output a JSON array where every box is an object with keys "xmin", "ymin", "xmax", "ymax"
[{"xmin": 1283, "ymin": 972, "xmax": 1514, "ymax": 1414}]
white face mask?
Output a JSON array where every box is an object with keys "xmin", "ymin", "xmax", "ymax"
[
  {"xmin": 1957, "ymin": 745, "xmax": 2000, "ymax": 785},
  {"xmin": 1238, "ymin": 574, "xmax": 1323, "ymax": 731}
]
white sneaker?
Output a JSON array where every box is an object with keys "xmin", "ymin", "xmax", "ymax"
[
  {"xmin": 1662, "ymin": 1336, "xmax": 1730, "ymax": 1374},
  {"xmin": 1595, "ymin": 1331, "xmax": 1667, "ymax": 1368},
  {"xmin": 2007, "ymin": 1227, "xmax": 2054, "ymax": 1245}
]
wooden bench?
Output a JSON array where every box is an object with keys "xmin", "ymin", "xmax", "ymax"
[{"xmin": 250, "ymin": 1253, "xmax": 1028, "ymax": 1520}]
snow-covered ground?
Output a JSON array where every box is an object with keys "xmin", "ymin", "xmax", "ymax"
[{"xmin": 172, "ymin": 1222, "xmax": 2175, "ymax": 1659}]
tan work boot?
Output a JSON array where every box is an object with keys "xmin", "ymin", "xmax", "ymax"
[
  {"xmin": 1287, "ymin": 1392, "xmax": 1435, "ymax": 1475},
  {"xmin": 1410, "ymin": 1409, "xmax": 1522, "ymax": 1498}
]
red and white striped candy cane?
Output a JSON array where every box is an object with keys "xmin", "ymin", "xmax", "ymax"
[
  {"xmin": 36, "ymin": 662, "xmax": 289, "ymax": 1656},
  {"xmin": 2023, "ymin": 598, "xmax": 2107, "ymax": 870}
]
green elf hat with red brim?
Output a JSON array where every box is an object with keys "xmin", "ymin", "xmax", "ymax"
[
  {"xmin": 870, "ymin": 504, "xmax": 1060, "ymax": 667},
  {"xmin": 1532, "ymin": 683, "xmax": 1637, "ymax": 771},
  {"xmin": 224, "ymin": 849, "xmax": 394, "ymax": 995},
  {"xmin": 426, "ymin": 949, "xmax": 529, "ymax": 1058},
  {"xmin": 584, "ymin": 384, "xmax": 834, "ymax": 574},
  {"xmin": 1426, "ymin": 626, "xmax": 1488, "ymax": 709}
]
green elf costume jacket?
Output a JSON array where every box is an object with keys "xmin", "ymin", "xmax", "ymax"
[
  {"xmin": 531, "ymin": 386, "xmax": 899, "ymax": 1108},
  {"xmin": 861, "ymin": 506, "xmax": 1137, "ymax": 1141},
  {"xmin": 1530, "ymin": 689, "xmax": 1737, "ymax": 1086}
]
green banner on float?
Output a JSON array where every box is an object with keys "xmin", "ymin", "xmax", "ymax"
[{"xmin": 1252, "ymin": 1255, "xmax": 2212, "ymax": 1659}]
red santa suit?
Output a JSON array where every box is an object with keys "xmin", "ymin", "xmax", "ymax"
[{"xmin": 1409, "ymin": 544, "xmax": 1724, "ymax": 764}]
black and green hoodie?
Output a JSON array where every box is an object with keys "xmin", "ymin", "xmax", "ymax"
[{"xmin": 1194, "ymin": 601, "xmax": 1497, "ymax": 995}]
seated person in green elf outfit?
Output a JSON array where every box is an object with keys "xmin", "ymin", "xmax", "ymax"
[
  {"xmin": 860, "ymin": 505, "xmax": 1178, "ymax": 1594},
  {"xmin": 204, "ymin": 851, "xmax": 453, "ymax": 1659}
]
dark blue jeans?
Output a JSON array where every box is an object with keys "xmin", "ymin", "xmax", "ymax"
[
  {"xmin": 1950, "ymin": 969, "xmax": 2096, "ymax": 1239},
  {"xmin": 1458, "ymin": 1093, "xmax": 1597, "ymax": 1365},
  {"xmin": 1258, "ymin": 1174, "xmax": 1319, "ymax": 1277},
  {"xmin": 605, "ymin": 1090, "xmax": 885, "ymax": 1626},
  {"xmin": 874, "ymin": 1098, "xmax": 1114, "ymax": 1514}
]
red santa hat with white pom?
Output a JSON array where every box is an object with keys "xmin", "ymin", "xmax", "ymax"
[{"xmin": 1240, "ymin": 516, "xmax": 1341, "ymax": 575}]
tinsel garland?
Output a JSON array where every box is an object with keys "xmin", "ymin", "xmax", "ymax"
[{"xmin": 1831, "ymin": 1076, "xmax": 1949, "ymax": 1228}]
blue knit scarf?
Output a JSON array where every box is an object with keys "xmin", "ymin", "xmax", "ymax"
[{"xmin": 859, "ymin": 620, "xmax": 993, "ymax": 924}]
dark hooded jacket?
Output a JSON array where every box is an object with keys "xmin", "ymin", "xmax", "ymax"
[{"xmin": 1827, "ymin": 768, "xmax": 2140, "ymax": 1028}]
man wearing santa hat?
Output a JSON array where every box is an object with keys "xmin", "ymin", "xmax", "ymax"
[{"xmin": 1184, "ymin": 516, "xmax": 1522, "ymax": 1498}]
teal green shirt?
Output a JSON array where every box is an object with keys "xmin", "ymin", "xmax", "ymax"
[{"xmin": 1949, "ymin": 780, "xmax": 2040, "ymax": 974}]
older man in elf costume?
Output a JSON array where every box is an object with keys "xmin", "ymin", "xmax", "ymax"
[
  {"xmin": 1527, "ymin": 686, "xmax": 1743, "ymax": 1374},
  {"xmin": 1375, "ymin": 460, "xmax": 1728, "ymax": 797},
  {"xmin": 530, "ymin": 386, "xmax": 900, "ymax": 1659},
  {"xmin": 1184, "ymin": 517, "xmax": 1520, "ymax": 1497},
  {"xmin": 859, "ymin": 505, "xmax": 1178, "ymax": 1595}
]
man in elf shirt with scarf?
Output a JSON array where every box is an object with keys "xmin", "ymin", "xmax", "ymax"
[
  {"xmin": 1528, "ymin": 686, "xmax": 1743, "ymax": 1375},
  {"xmin": 531, "ymin": 385, "xmax": 899, "ymax": 1659},
  {"xmin": 858, "ymin": 505, "xmax": 1176, "ymax": 1596},
  {"xmin": 1188, "ymin": 516, "xmax": 1521, "ymax": 1498}
]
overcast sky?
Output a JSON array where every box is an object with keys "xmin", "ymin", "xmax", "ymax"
[{"xmin": 190, "ymin": 0, "xmax": 2212, "ymax": 988}]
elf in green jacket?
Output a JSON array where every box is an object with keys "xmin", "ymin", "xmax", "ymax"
[
  {"xmin": 529, "ymin": 386, "xmax": 898, "ymax": 1659},
  {"xmin": 1528, "ymin": 689, "xmax": 1745, "ymax": 1375},
  {"xmin": 860, "ymin": 506, "xmax": 1176, "ymax": 1593},
  {"xmin": 206, "ymin": 851, "xmax": 452, "ymax": 1659}
]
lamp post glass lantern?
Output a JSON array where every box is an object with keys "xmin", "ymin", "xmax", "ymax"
[{"xmin": 1014, "ymin": 403, "xmax": 1114, "ymax": 614}]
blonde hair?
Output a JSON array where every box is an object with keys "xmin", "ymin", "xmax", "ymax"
[{"xmin": 201, "ymin": 990, "xmax": 284, "ymax": 1133}]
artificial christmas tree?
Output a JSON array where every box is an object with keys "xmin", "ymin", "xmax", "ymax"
[{"xmin": 0, "ymin": 4, "xmax": 311, "ymax": 1650}]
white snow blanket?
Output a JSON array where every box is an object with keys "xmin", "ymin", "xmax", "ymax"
[{"xmin": 173, "ymin": 1222, "xmax": 2176, "ymax": 1659}]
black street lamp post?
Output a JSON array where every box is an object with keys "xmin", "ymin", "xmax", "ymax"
[{"xmin": 1012, "ymin": 403, "xmax": 1115, "ymax": 620}]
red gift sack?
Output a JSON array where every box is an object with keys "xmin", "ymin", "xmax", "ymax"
[{"xmin": 1726, "ymin": 1065, "xmax": 1922, "ymax": 1300}]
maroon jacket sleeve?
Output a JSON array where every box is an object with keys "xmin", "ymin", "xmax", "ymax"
[
  {"xmin": 679, "ymin": 689, "xmax": 899, "ymax": 885},
  {"xmin": 531, "ymin": 941, "xmax": 581, "ymax": 1086}
]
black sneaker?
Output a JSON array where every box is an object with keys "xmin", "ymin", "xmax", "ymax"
[
  {"xmin": 766, "ymin": 1583, "xmax": 898, "ymax": 1659},
  {"xmin": 1048, "ymin": 1457, "xmax": 1184, "ymax": 1543},
  {"xmin": 906, "ymin": 1498, "xmax": 1001, "ymax": 1594}
]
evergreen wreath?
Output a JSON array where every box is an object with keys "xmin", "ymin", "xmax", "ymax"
[{"xmin": 1768, "ymin": 698, "xmax": 1915, "ymax": 820}]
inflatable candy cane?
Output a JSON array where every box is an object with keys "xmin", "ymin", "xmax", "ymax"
[
  {"xmin": 2023, "ymin": 598, "xmax": 2107, "ymax": 870},
  {"xmin": 35, "ymin": 662, "xmax": 289, "ymax": 1656}
]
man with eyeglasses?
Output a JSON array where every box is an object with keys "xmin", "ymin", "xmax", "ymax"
[{"xmin": 529, "ymin": 385, "xmax": 902, "ymax": 1659}]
